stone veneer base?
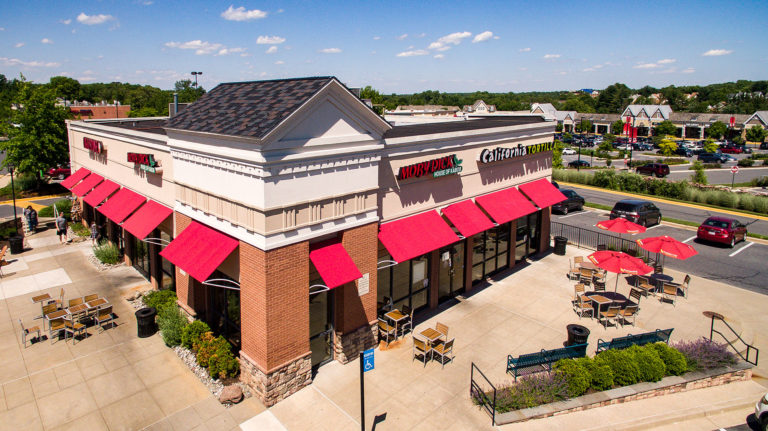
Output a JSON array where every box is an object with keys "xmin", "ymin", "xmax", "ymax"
[
  {"xmin": 239, "ymin": 353, "xmax": 312, "ymax": 407},
  {"xmin": 333, "ymin": 322, "xmax": 378, "ymax": 364},
  {"xmin": 494, "ymin": 361, "xmax": 753, "ymax": 425}
]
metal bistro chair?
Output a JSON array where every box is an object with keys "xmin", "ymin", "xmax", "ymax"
[
  {"xmin": 593, "ymin": 270, "xmax": 607, "ymax": 289},
  {"xmin": 617, "ymin": 305, "xmax": 639, "ymax": 327},
  {"xmin": 568, "ymin": 260, "xmax": 581, "ymax": 281},
  {"xmin": 660, "ymin": 282, "xmax": 679, "ymax": 306},
  {"xmin": 572, "ymin": 295, "xmax": 594, "ymax": 319},
  {"xmin": 432, "ymin": 338, "xmax": 455, "ymax": 369},
  {"xmin": 629, "ymin": 288, "xmax": 643, "ymax": 308},
  {"xmin": 94, "ymin": 305, "xmax": 115, "ymax": 332},
  {"xmin": 399, "ymin": 305, "xmax": 414, "ymax": 337},
  {"xmin": 579, "ymin": 268, "xmax": 594, "ymax": 286},
  {"xmin": 83, "ymin": 294, "xmax": 99, "ymax": 303},
  {"xmin": 48, "ymin": 317, "xmax": 66, "ymax": 344},
  {"xmin": 599, "ymin": 305, "xmax": 621, "ymax": 329},
  {"xmin": 412, "ymin": 336, "xmax": 432, "ymax": 367},
  {"xmin": 19, "ymin": 318, "xmax": 41, "ymax": 348},
  {"xmin": 377, "ymin": 318, "xmax": 396, "ymax": 346},
  {"xmin": 63, "ymin": 317, "xmax": 87, "ymax": 344}
]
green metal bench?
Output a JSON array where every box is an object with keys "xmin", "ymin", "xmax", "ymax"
[
  {"xmin": 506, "ymin": 343, "xmax": 588, "ymax": 381},
  {"xmin": 596, "ymin": 328, "xmax": 674, "ymax": 352}
]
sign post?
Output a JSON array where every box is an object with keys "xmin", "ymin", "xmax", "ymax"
[
  {"xmin": 360, "ymin": 349, "xmax": 374, "ymax": 431},
  {"xmin": 731, "ymin": 165, "xmax": 739, "ymax": 189}
]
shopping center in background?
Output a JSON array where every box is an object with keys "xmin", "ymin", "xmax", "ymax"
[{"xmin": 63, "ymin": 76, "xmax": 564, "ymax": 405}]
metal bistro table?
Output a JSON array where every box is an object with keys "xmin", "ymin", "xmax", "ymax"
[
  {"xmin": 31, "ymin": 293, "xmax": 52, "ymax": 319},
  {"xmin": 384, "ymin": 309, "xmax": 408, "ymax": 339},
  {"xmin": 650, "ymin": 273, "xmax": 674, "ymax": 289},
  {"xmin": 419, "ymin": 327, "xmax": 445, "ymax": 345},
  {"xmin": 584, "ymin": 291, "xmax": 628, "ymax": 315}
]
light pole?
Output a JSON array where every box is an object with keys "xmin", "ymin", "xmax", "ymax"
[
  {"xmin": 191, "ymin": 71, "xmax": 203, "ymax": 87},
  {"xmin": 8, "ymin": 164, "xmax": 18, "ymax": 234}
]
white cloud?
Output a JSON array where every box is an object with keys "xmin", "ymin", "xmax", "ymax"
[
  {"xmin": 257, "ymin": 35, "xmax": 285, "ymax": 44},
  {"xmin": 543, "ymin": 54, "xmax": 560, "ymax": 59},
  {"xmin": 221, "ymin": 5, "xmax": 267, "ymax": 21},
  {"xmin": 265, "ymin": 46, "xmax": 278, "ymax": 54},
  {"xmin": 373, "ymin": 36, "xmax": 381, "ymax": 40},
  {"xmin": 60, "ymin": 19, "xmax": 71, "ymax": 25},
  {"xmin": 396, "ymin": 33, "xmax": 408, "ymax": 40},
  {"xmin": 319, "ymin": 47, "xmax": 341, "ymax": 54},
  {"xmin": 416, "ymin": 33, "xmax": 426, "ymax": 38},
  {"xmin": 14, "ymin": 43, "xmax": 24, "ymax": 48},
  {"xmin": 428, "ymin": 31, "xmax": 472, "ymax": 51},
  {"xmin": 633, "ymin": 62, "xmax": 660, "ymax": 69},
  {"xmin": 165, "ymin": 40, "xmax": 224, "ymax": 55},
  {"xmin": 76, "ymin": 13, "xmax": 115, "ymax": 25},
  {"xmin": 583, "ymin": 64, "xmax": 604, "ymax": 72},
  {"xmin": 0, "ymin": 57, "xmax": 60, "ymax": 68},
  {"xmin": 396, "ymin": 49, "xmax": 429, "ymax": 57},
  {"xmin": 657, "ymin": 58, "xmax": 676, "ymax": 64},
  {"xmin": 78, "ymin": 76, "xmax": 97, "ymax": 82},
  {"xmin": 41, "ymin": 38, "xmax": 53, "ymax": 44},
  {"xmin": 519, "ymin": 47, "xmax": 531, "ymax": 52},
  {"xmin": 702, "ymin": 49, "xmax": 732, "ymax": 56},
  {"xmin": 275, "ymin": 60, "xmax": 284, "ymax": 65},
  {"xmin": 434, "ymin": 54, "xmax": 445, "ymax": 59},
  {"xmin": 681, "ymin": 68, "xmax": 695, "ymax": 74},
  {"xmin": 472, "ymin": 31, "xmax": 493, "ymax": 43},
  {"xmin": 217, "ymin": 47, "xmax": 245, "ymax": 55}
]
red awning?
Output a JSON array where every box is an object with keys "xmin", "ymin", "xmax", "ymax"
[
  {"xmin": 159, "ymin": 221, "xmax": 239, "ymax": 282},
  {"xmin": 71, "ymin": 173, "xmax": 104, "ymax": 197},
  {"xmin": 61, "ymin": 168, "xmax": 91, "ymax": 189},
  {"xmin": 378, "ymin": 210, "xmax": 459, "ymax": 263},
  {"xmin": 309, "ymin": 242, "xmax": 362, "ymax": 289},
  {"xmin": 121, "ymin": 200, "xmax": 173, "ymax": 240},
  {"xmin": 83, "ymin": 180, "xmax": 120, "ymax": 207},
  {"xmin": 441, "ymin": 200, "xmax": 495, "ymax": 238},
  {"xmin": 475, "ymin": 187, "xmax": 537, "ymax": 224},
  {"xmin": 97, "ymin": 188, "xmax": 146, "ymax": 223},
  {"xmin": 519, "ymin": 178, "xmax": 567, "ymax": 209}
]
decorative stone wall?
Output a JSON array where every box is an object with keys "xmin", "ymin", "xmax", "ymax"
[
  {"xmin": 333, "ymin": 322, "xmax": 378, "ymax": 364},
  {"xmin": 239, "ymin": 352, "xmax": 312, "ymax": 407}
]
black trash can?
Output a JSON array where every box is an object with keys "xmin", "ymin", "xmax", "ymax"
[
  {"xmin": 135, "ymin": 307, "xmax": 157, "ymax": 338},
  {"xmin": 9, "ymin": 235, "xmax": 24, "ymax": 254},
  {"xmin": 566, "ymin": 324, "xmax": 590, "ymax": 346},
  {"xmin": 554, "ymin": 236, "xmax": 568, "ymax": 256}
]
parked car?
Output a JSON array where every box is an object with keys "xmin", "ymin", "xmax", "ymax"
[
  {"xmin": 755, "ymin": 392, "xmax": 768, "ymax": 431},
  {"xmin": 740, "ymin": 145, "xmax": 753, "ymax": 154},
  {"xmin": 552, "ymin": 189, "xmax": 585, "ymax": 214},
  {"xmin": 615, "ymin": 144, "xmax": 633, "ymax": 151},
  {"xmin": 697, "ymin": 153, "xmax": 726, "ymax": 164},
  {"xmin": 635, "ymin": 163, "xmax": 670, "ymax": 178},
  {"xmin": 610, "ymin": 199, "xmax": 662, "ymax": 227},
  {"xmin": 674, "ymin": 147, "xmax": 693, "ymax": 157},
  {"xmin": 760, "ymin": 142, "xmax": 768, "ymax": 150},
  {"xmin": 720, "ymin": 144, "xmax": 743, "ymax": 154},
  {"xmin": 47, "ymin": 165, "xmax": 71, "ymax": 180},
  {"xmin": 562, "ymin": 148, "xmax": 576, "ymax": 155},
  {"xmin": 568, "ymin": 160, "xmax": 590, "ymax": 168},
  {"xmin": 696, "ymin": 216, "xmax": 747, "ymax": 248},
  {"xmin": 722, "ymin": 154, "xmax": 737, "ymax": 162}
]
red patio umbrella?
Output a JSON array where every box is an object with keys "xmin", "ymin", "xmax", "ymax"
[
  {"xmin": 636, "ymin": 235, "xmax": 698, "ymax": 271},
  {"xmin": 588, "ymin": 250, "xmax": 654, "ymax": 291},
  {"xmin": 596, "ymin": 218, "xmax": 647, "ymax": 235}
]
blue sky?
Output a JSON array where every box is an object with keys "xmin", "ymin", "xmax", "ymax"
[{"xmin": 1, "ymin": 1, "xmax": 766, "ymax": 93}]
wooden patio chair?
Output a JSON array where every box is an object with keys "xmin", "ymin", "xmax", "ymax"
[
  {"xmin": 628, "ymin": 288, "xmax": 643, "ymax": 307},
  {"xmin": 435, "ymin": 322, "xmax": 449, "ymax": 340},
  {"xmin": 377, "ymin": 318, "xmax": 396, "ymax": 346},
  {"xmin": 48, "ymin": 317, "xmax": 66, "ymax": 344},
  {"xmin": 593, "ymin": 270, "xmax": 607, "ymax": 289},
  {"xmin": 617, "ymin": 305, "xmax": 639, "ymax": 327},
  {"xmin": 599, "ymin": 305, "xmax": 621, "ymax": 329},
  {"xmin": 660, "ymin": 283, "xmax": 678, "ymax": 306},
  {"xmin": 574, "ymin": 256, "xmax": 584, "ymax": 265},
  {"xmin": 678, "ymin": 275, "xmax": 691, "ymax": 299},
  {"xmin": 568, "ymin": 260, "xmax": 580, "ymax": 281},
  {"xmin": 592, "ymin": 279, "xmax": 606, "ymax": 292},
  {"xmin": 412, "ymin": 336, "xmax": 432, "ymax": 367},
  {"xmin": 432, "ymin": 338, "xmax": 455, "ymax": 369},
  {"xmin": 596, "ymin": 244, "xmax": 607, "ymax": 251},
  {"xmin": 579, "ymin": 268, "xmax": 593, "ymax": 286},
  {"xmin": 19, "ymin": 318, "xmax": 40, "ymax": 348},
  {"xmin": 635, "ymin": 275, "xmax": 655, "ymax": 297},
  {"xmin": 574, "ymin": 283, "xmax": 586, "ymax": 299},
  {"xmin": 54, "ymin": 288, "xmax": 65, "ymax": 310},
  {"xmin": 83, "ymin": 294, "xmax": 99, "ymax": 303},
  {"xmin": 63, "ymin": 318, "xmax": 87, "ymax": 344},
  {"xmin": 94, "ymin": 305, "xmax": 114, "ymax": 332},
  {"xmin": 68, "ymin": 297, "xmax": 83, "ymax": 308},
  {"xmin": 41, "ymin": 303, "xmax": 58, "ymax": 329},
  {"xmin": 572, "ymin": 295, "xmax": 594, "ymax": 319},
  {"xmin": 399, "ymin": 305, "xmax": 414, "ymax": 337}
]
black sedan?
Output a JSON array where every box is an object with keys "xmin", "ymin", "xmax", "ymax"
[
  {"xmin": 552, "ymin": 189, "xmax": 585, "ymax": 214},
  {"xmin": 568, "ymin": 160, "xmax": 591, "ymax": 168}
]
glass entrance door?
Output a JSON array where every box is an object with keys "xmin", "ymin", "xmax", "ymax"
[
  {"xmin": 309, "ymin": 290, "xmax": 333, "ymax": 369},
  {"xmin": 515, "ymin": 216, "xmax": 529, "ymax": 263},
  {"xmin": 438, "ymin": 242, "xmax": 465, "ymax": 303}
]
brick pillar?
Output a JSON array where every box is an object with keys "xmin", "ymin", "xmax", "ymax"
[
  {"xmin": 173, "ymin": 212, "xmax": 196, "ymax": 317},
  {"xmin": 509, "ymin": 220, "xmax": 518, "ymax": 269},
  {"xmin": 239, "ymin": 240, "xmax": 311, "ymax": 407},
  {"xmin": 464, "ymin": 236, "xmax": 474, "ymax": 292},
  {"xmin": 332, "ymin": 222, "xmax": 379, "ymax": 364},
  {"xmin": 428, "ymin": 249, "xmax": 440, "ymax": 309},
  {"xmin": 123, "ymin": 231, "xmax": 133, "ymax": 266},
  {"xmin": 538, "ymin": 209, "xmax": 551, "ymax": 254}
]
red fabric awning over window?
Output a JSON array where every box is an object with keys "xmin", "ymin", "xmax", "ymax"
[
  {"xmin": 519, "ymin": 178, "xmax": 567, "ymax": 209},
  {"xmin": 475, "ymin": 187, "xmax": 537, "ymax": 224},
  {"xmin": 121, "ymin": 200, "xmax": 173, "ymax": 240},
  {"xmin": 83, "ymin": 180, "xmax": 120, "ymax": 207},
  {"xmin": 61, "ymin": 168, "xmax": 91, "ymax": 189},
  {"xmin": 97, "ymin": 188, "xmax": 146, "ymax": 223},
  {"xmin": 441, "ymin": 200, "xmax": 495, "ymax": 238},
  {"xmin": 159, "ymin": 221, "xmax": 239, "ymax": 282},
  {"xmin": 71, "ymin": 173, "xmax": 104, "ymax": 197},
  {"xmin": 378, "ymin": 210, "xmax": 460, "ymax": 263},
  {"xmin": 309, "ymin": 242, "xmax": 362, "ymax": 289}
]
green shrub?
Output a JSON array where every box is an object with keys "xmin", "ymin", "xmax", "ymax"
[
  {"xmin": 39, "ymin": 199, "xmax": 73, "ymax": 218},
  {"xmin": 143, "ymin": 290, "xmax": 178, "ymax": 312},
  {"xmin": 737, "ymin": 158, "xmax": 754, "ymax": 167},
  {"xmin": 648, "ymin": 343, "xmax": 688, "ymax": 375},
  {"xmin": 182, "ymin": 320, "xmax": 211, "ymax": 350},
  {"xmin": 71, "ymin": 222, "xmax": 89, "ymax": 237},
  {"xmin": 157, "ymin": 305, "xmax": 188, "ymax": 347},
  {"xmin": 494, "ymin": 373, "xmax": 569, "ymax": 412},
  {"xmin": 93, "ymin": 241, "xmax": 121, "ymax": 264},
  {"xmin": 754, "ymin": 196, "xmax": 768, "ymax": 214},
  {"xmin": 627, "ymin": 345, "xmax": 666, "ymax": 382},
  {"xmin": 196, "ymin": 332, "xmax": 240, "ymax": 379},
  {"xmin": 553, "ymin": 359, "xmax": 590, "ymax": 397},
  {"xmin": 595, "ymin": 349, "xmax": 640, "ymax": 386},
  {"xmin": 589, "ymin": 363, "xmax": 615, "ymax": 391}
]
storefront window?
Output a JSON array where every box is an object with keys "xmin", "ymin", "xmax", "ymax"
[
  {"xmin": 515, "ymin": 211, "xmax": 542, "ymax": 262},
  {"xmin": 472, "ymin": 223, "xmax": 511, "ymax": 285},
  {"xmin": 309, "ymin": 265, "xmax": 333, "ymax": 369},
  {"xmin": 206, "ymin": 270, "xmax": 241, "ymax": 350},
  {"xmin": 160, "ymin": 230, "xmax": 175, "ymax": 291},
  {"xmin": 377, "ymin": 242, "xmax": 431, "ymax": 314},
  {"xmin": 132, "ymin": 235, "xmax": 150, "ymax": 277},
  {"xmin": 438, "ymin": 242, "xmax": 465, "ymax": 303}
]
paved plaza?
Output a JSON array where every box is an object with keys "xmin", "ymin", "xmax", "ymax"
[{"xmin": 0, "ymin": 226, "xmax": 765, "ymax": 430}]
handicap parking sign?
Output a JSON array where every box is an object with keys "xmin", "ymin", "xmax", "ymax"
[{"xmin": 363, "ymin": 348, "xmax": 374, "ymax": 372}]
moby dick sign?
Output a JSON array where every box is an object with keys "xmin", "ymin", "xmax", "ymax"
[{"xmin": 396, "ymin": 154, "xmax": 463, "ymax": 180}]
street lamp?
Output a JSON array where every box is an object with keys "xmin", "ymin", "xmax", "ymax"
[
  {"xmin": 7, "ymin": 164, "xmax": 18, "ymax": 234},
  {"xmin": 191, "ymin": 71, "xmax": 203, "ymax": 87}
]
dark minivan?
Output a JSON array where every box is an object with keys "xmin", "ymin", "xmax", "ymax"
[{"xmin": 610, "ymin": 199, "xmax": 662, "ymax": 227}]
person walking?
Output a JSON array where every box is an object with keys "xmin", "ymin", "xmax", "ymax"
[
  {"xmin": 29, "ymin": 207, "xmax": 38, "ymax": 233},
  {"xmin": 23, "ymin": 206, "xmax": 32, "ymax": 231},
  {"xmin": 55, "ymin": 213, "xmax": 68, "ymax": 244},
  {"xmin": 90, "ymin": 221, "xmax": 99, "ymax": 246}
]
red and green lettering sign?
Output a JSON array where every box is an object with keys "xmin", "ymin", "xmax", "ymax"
[{"xmin": 396, "ymin": 154, "xmax": 463, "ymax": 180}]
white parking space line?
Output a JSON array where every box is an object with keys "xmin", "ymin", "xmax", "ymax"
[
  {"xmin": 729, "ymin": 241, "xmax": 754, "ymax": 257},
  {"xmin": 556, "ymin": 212, "xmax": 584, "ymax": 219},
  {"xmin": 682, "ymin": 236, "xmax": 697, "ymax": 243},
  {"xmin": 646, "ymin": 224, "xmax": 663, "ymax": 230}
]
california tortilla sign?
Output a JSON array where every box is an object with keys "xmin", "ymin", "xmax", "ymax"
[{"xmin": 478, "ymin": 142, "xmax": 554, "ymax": 164}]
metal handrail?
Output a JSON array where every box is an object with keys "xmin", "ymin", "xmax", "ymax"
[
  {"xmin": 470, "ymin": 362, "xmax": 496, "ymax": 426},
  {"xmin": 708, "ymin": 313, "xmax": 759, "ymax": 366}
]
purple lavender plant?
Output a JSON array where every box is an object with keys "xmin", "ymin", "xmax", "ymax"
[{"xmin": 672, "ymin": 338, "xmax": 737, "ymax": 371}]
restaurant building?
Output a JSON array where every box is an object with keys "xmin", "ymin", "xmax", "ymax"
[{"xmin": 64, "ymin": 77, "xmax": 562, "ymax": 406}]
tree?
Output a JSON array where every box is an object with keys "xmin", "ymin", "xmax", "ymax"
[
  {"xmin": 611, "ymin": 119, "xmax": 625, "ymax": 135},
  {"xmin": 48, "ymin": 76, "xmax": 81, "ymax": 101},
  {"xmin": 746, "ymin": 125, "xmax": 767, "ymax": 143},
  {"xmin": 128, "ymin": 107, "xmax": 161, "ymax": 118},
  {"xmin": 576, "ymin": 119, "xmax": 593, "ymax": 134},
  {"xmin": 552, "ymin": 140, "xmax": 564, "ymax": 169},
  {"xmin": 653, "ymin": 120, "xmax": 677, "ymax": 137},
  {"xmin": 555, "ymin": 123, "xmax": 563, "ymax": 132},
  {"xmin": 691, "ymin": 161, "xmax": 708, "ymax": 185},
  {"xmin": 0, "ymin": 78, "xmax": 70, "ymax": 185},
  {"xmin": 603, "ymin": 133, "xmax": 616, "ymax": 145},
  {"xmin": 595, "ymin": 83, "xmax": 632, "ymax": 114},
  {"xmin": 658, "ymin": 137, "xmax": 678, "ymax": 157},
  {"xmin": 703, "ymin": 138, "xmax": 719, "ymax": 153},
  {"xmin": 705, "ymin": 121, "xmax": 727, "ymax": 139},
  {"xmin": 173, "ymin": 79, "xmax": 205, "ymax": 103},
  {"xmin": 360, "ymin": 86, "xmax": 384, "ymax": 114}
]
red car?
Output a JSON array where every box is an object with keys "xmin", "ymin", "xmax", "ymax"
[
  {"xmin": 719, "ymin": 145, "xmax": 743, "ymax": 154},
  {"xmin": 696, "ymin": 216, "xmax": 747, "ymax": 248},
  {"xmin": 47, "ymin": 165, "xmax": 71, "ymax": 180}
]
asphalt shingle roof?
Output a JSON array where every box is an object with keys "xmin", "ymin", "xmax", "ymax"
[{"xmin": 165, "ymin": 77, "xmax": 334, "ymax": 139}]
